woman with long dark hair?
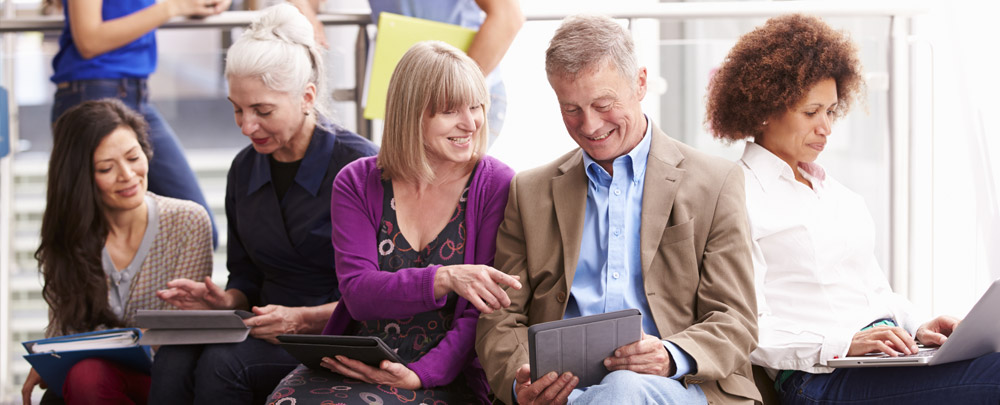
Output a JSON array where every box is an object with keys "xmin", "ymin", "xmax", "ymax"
[{"xmin": 21, "ymin": 98, "xmax": 213, "ymax": 404}]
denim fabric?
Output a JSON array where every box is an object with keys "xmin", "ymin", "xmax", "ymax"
[
  {"xmin": 568, "ymin": 370, "xmax": 707, "ymax": 404},
  {"xmin": 51, "ymin": 78, "xmax": 218, "ymax": 247},
  {"xmin": 487, "ymin": 80, "xmax": 506, "ymax": 149},
  {"xmin": 780, "ymin": 352, "xmax": 1000, "ymax": 404},
  {"xmin": 149, "ymin": 337, "xmax": 300, "ymax": 405}
]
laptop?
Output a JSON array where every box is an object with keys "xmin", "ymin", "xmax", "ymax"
[{"xmin": 828, "ymin": 279, "xmax": 1000, "ymax": 368}]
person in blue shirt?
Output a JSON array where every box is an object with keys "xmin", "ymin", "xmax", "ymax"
[
  {"xmin": 475, "ymin": 15, "xmax": 760, "ymax": 405},
  {"xmin": 50, "ymin": 0, "xmax": 228, "ymax": 247},
  {"xmin": 293, "ymin": 0, "xmax": 523, "ymax": 148},
  {"xmin": 149, "ymin": 5, "xmax": 378, "ymax": 404}
]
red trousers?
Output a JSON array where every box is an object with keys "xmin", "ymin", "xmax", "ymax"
[{"xmin": 61, "ymin": 358, "xmax": 150, "ymax": 405}]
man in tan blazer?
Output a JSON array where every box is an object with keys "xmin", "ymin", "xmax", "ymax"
[{"xmin": 475, "ymin": 14, "xmax": 760, "ymax": 404}]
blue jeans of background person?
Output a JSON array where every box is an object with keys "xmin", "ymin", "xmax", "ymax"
[
  {"xmin": 149, "ymin": 337, "xmax": 300, "ymax": 405},
  {"xmin": 568, "ymin": 370, "xmax": 706, "ymax": 404},
  {"xmin": 486, "ymin": 81, "xmax": 506, "ymax": 149},
  {"xmin": 780, "ymin": 352, "xmax": 1000, "ymax": 404},
  {"xmin": 51, "ymin": 78, "xmax": 218, "ymax": 247}
]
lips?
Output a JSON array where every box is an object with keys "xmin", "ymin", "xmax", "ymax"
[
  {"xmin": 585, "ymin": 128, "xmax": 615, "ymax": 142},
  {"xmin": 117, "ymin": 183, "xmax": 140, "ymax": 198},
  {"xmin": 251, "ymin": 137, "xmax": 269, "ymax": 145},
  {"xmin": 808, "ymin": 142, "xmax": 825, "ymax": 152}
]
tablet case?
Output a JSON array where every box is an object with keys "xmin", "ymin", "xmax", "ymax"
[
  {"xmin": 528, "ymin": 309, "xmax": 642, "ymax": 387},
  {"xmin": 22, "ymin": 328, "xmax": 152, "ymax": 398},
  {"xmin": 277, "ymin": 334, "xmax": 407, "ymax": 369},
  {"xmin": 135, "ymin": 309, "xmax": 254, "ymax": 345}
]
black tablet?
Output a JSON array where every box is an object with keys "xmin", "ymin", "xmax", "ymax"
[
  {"xmin": 528, "ymin": 309, "xmax": 642, "ymax": 387},
  {"xmin": 277, "ymin": 335, "xmax": 407, "ymax": 369}
]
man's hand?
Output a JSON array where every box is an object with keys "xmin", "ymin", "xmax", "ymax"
[
  {"xmin": 321, "ymin": 356, "xmax": 421, "ymax": 390},
  {"xmin": 603, "ymin": 333, "xmax": 674, "ymax": 377},
  {"xmin": 245, "ymin": 305, "xmax": 306, "ymax": 344},
  {"xmin": 916, "ymin": 315, "xmax": 960, "ymax": 347},
  {"xmin": 847, "ymin": 326, "xmax": 918, "ymax": 357},
  {"xmin": 514, "ymin": 364, "xmax": 577, "ymax": 405}
]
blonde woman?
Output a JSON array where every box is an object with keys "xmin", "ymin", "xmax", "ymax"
[{"xmin": 267, "ymin": 41, "xmax": 518, "ymax": 405}]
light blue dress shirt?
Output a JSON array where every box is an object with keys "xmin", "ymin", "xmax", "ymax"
[{"xmin": 565, "ymin": 117, "xmax": 694, "ymax": 379}]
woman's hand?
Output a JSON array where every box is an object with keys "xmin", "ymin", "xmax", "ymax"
[
  {"xmin": 321, "ymin": 356, "xmax": 421, "ymax": 390},
  {"xmin": 165, "ymin": 0, "xmax": 231, "ymax": 18},
  {"xmin": 244, "ymin": 305, "xmax": 307, "ymax": 344},
  {"xmin": 847, "ymin": 326, "xmax": 918, "ymax": 357},
  {"xmin": 915, "ymin": 315, "xmax": 960, "ymax": 347},
  {"xmin": 21, "ymin": 368, "xmax": 45, "ymax": 405},
  {"xmin": 433, "ymin": 265, "xmax": 521, "ymax": 314},
  {"xmin": 157, "ymin": 276, "xmax": 234, "ymax": 310}
]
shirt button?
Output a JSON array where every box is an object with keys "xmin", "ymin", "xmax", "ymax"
[
  {"xmin": 614, "ymin": 189, "xmax": 622, "ymax": 196},
  {"xmin": 613, "ymin": 272, "xmax": 620, "ymax": 279},
  {"xmin": 614, "ymin": 228, "xmax": 621, "ymax": 236}
]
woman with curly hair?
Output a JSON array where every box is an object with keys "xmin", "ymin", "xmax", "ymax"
[{"xmin": 707, "ymin": 13, "xmax": 1000, "ymax": 404}]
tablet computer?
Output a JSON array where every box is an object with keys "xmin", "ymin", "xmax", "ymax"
[
  {"xmin": 528, "ymin": 309, "xmax": 642, "ymax": 387},
  {"xmin": 277, "ymin": 335, "xmax": 406, "ymax": 369}
]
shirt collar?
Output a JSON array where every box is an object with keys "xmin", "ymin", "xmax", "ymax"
[
  {"xmin": 581, "ymin": 114, "xmax": 652, "ymax": 185},
  {"xmin": 247, "ymin": 123, "xmax": 336, "ymax": 197},
  {"xmin": 741, "ymin": 141, "xmax": 827, "ymax": 192}
]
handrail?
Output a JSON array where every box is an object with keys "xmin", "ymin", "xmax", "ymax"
[
  {"xmin": 0, "ymin": 1, "xmax": 929, "ymax": 34},
  {"xmin": 0, "ymin": 9, "xmax": 371, "ymax": 33}
]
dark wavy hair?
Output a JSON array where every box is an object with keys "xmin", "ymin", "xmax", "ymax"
[
  {"xmin": 706, "ymin": 14, "xmax": 865, "ymax": 142},
  {"xmin": 37, "ymin": 99, "xmax": 152, "ymax": 336}
]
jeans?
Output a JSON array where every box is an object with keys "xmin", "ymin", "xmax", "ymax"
[
  {"xmin": 568, "ymin": 370, "xmax": 707, "ymax": 405},
  {"xmin": 52, "ymin": 78, "xmax": 218, "ymax": 247},
  {"xmin": 781, "ymin": 352, "xmax": 1000, "ymax": 404},
  {"xmin": 149, "ymin": 337, "xmax": 301, "ymax": 405},
  {"xmin": 487, "ymin": 80, "xmax": 506, "ymax": 149}
]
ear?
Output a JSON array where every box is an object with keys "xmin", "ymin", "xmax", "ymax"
[
  {"xmin": 301, "ymin": 82, "xmax": 317, "ymax": 113},
  {"xmin": 635, "ymin": 67, "xmax": 648, "ymax": 101}
]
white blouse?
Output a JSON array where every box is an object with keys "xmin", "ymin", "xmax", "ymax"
[{"xmin": 741, "ymin": 142, "xmax": 919, "ymax": 374}]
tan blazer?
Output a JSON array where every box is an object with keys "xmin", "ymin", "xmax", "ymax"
[{"xmin": 476, "ymin": 125, "xmax": 761, "ymax": 404}]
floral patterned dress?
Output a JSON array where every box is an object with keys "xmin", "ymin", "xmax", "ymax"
[{"xmin": 268, "ymin": 175, "xmax": 479, "ymax": 405}]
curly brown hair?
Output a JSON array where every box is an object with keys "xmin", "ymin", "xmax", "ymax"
[{"xmin": 706, "ymin": 14, "xmax": 865, "ymax": 142}]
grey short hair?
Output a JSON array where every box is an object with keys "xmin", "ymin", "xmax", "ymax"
[
  {"xmin": 545, "ymin": 14, "xmax": 638, "ymax": 86},
  {"xmin": 225, "ymin": 3, "xmax": 330, "ymax": 118}
]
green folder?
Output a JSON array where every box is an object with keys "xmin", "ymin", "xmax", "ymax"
[{"xmin": 364, "ymin": 12, "xmax": 477, "ymax": 120}]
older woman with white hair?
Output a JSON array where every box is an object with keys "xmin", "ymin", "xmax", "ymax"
[
  {"xmin": 149, "ymin": 4, "xmax": 377, "ymax": 403},
  {"xmin": 265, "ymin": 40, "xmax": 519, "ymax": 405}
]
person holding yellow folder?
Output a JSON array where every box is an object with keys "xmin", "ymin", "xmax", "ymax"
[{"xmin": 298, "ymin": 0, "xmax": 523, "ymax": 147}]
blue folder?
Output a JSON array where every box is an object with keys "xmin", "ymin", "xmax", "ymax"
[{"xmin": 22, "ymin": 328, "xmax": 153, "ymax": 397}]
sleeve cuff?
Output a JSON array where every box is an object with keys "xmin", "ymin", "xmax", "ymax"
[{"xmin": 662, "ymin": 340, "xmax": 694, "ymax": 379}]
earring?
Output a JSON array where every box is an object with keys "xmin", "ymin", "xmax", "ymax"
[
  {"xmin": 762, "ymin": 121, "xmax": 768, "ymax": 126},
  {"xmin": 304, "ymin": 110, "xmax": 310, "ymax": 116}
]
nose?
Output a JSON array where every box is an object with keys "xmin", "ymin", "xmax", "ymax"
[
  {"xmin": 579, "ymin": 109, "xmax": 602, "ymax": 136},
  {"xmin": 817, "ymin": 113, "xmax": 832, "ymax": 136},
  {"xmin": 240, "ymin": 115, "xmax": 259, "ymax": 136},
  {"xmin": 458, "ymin": 107, "xmax": 478, "ymax": 132},
  {"xmin": 117, "ymin": 164, "xmax": 135, "ymax": 181}
]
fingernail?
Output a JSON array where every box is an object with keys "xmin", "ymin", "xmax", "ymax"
[
  {"xmin": 603, "ymin": 359, "xmax": 610, "ymax": 366},
  {"xmin": 562, "ymin": 372, "xmax": 572, "ymax": 381},
  {"xmin": 547, "ymin": 372, "xmax": 558, "ymax": 380},
  {"xmin": 614, "ymin": 350, "xmax": 621, "ymax": 357}
]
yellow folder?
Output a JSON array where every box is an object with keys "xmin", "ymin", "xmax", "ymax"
[{"xmin": 364, "ymin": 12, "xmax": 477, "ymax": 120}]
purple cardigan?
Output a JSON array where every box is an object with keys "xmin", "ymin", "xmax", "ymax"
[{"xmin": 322, "ymin": 155, "xmax": 514, "ymax": 401}]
